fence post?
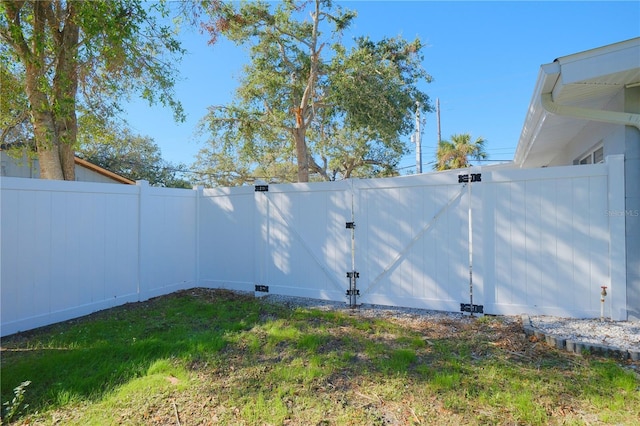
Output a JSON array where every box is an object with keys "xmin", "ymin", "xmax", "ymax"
[
  {"xmin": 607, "ymin": 155, "xmax": 627, "ymax": 320},
  {"xmin": 136, "ymin": 180, "xmax": 150, "ymax": 301},
  {"xmin": 472, "ymin": 167, "xmax": 485, "ymax": 315},
  {"xmin": 253, "ymin": 182, "xmax": 268, "ymax": 297},
  {"xmin": 193, "ymin": 185, "xmax": 204, "ymax": 289}
]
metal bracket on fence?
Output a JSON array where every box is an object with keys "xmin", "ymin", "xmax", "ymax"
[
  {"xmin": 255, "ymin": 284, "xmax": 269, "ymax": 293},
  {"xmin": 345, "ymin": 222, "xmax": 355, "ymax": 229},
  {"xmin": 460, "ymin": 303, "xmax": 483, "ymax": 314},
  {"xmin": 458, "ymin": 173, "xmax": 481, "ymax": 183},
  {"xmin": 254, "ymin": 185, "xmax": 269, "ymax": 192},
  {"xmin": 346, "ymin": 271, "xmax": 359, "ymax": 308}
]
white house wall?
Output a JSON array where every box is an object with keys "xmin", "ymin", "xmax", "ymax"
[
  {"xmin": 540, "ymin": 91, "xmax": 628, "ymax": 168},
  {"xmin": 0, "ymin": 151, "xmax": 129, "ymax": 184},
  {"xmin": 74, "ymin": 166, "xmax": 126, "ymax": 184}
]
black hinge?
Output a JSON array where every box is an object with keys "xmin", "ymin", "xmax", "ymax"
[
  {"xmin": 255, "ymin": 185, "xmax": 269, "ymax": 192},
  {"xmin": 345, "ymin": 222, "xmax": 355, "ymax": 229},
  {"xmin": 460, "ymin": 303, "xmax": 484, "ymax": 314},
  {"xmin": 346, "ymin": 289, "xmax": 360, "ymax": 296},
  {"xmin": 255, "ymin": 284, "xmax": 269, "ymax": 292},
  {"xmin": 458, "ymin": 173, "xmax": 482, "ymax": 183},
  {"xmin": 346, "ymin": 271, "xmax": 360, "ymax": 278}
]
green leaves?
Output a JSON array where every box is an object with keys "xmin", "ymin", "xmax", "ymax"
[
  {"xmin": 77, "ymin": 118, "xmax": 190, "ymax": 188},
  {"xmin": 435, "ymin": 133, "xmax": 488, "ymax": 170},
  {"xmin": 1, "ymin": 0, "xmax": 188, "ymax": 180}
]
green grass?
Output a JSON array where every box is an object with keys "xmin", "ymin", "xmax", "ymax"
[{"xmin": 2, "ymin": 288, "xmax": 639, "ymax": 425}]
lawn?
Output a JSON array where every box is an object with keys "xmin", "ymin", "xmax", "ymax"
[{"xmin": 1, "ymin": 289, "xmax": 639, "ymax": 425}]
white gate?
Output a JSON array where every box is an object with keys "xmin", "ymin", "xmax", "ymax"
[
  {"xmin": 253, "ymin": 180, "xmax": 353, "ymax": 301},
  {"xmin": 251, "ymin": 172, "xmax": 477, "ymax": 314},
  {"xmin": 353, "ymin": 172, "xmax": 474, "ymax": 312}
]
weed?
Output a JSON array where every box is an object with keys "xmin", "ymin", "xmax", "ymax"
[
  {"xmin": 296, "ymin": 333, "xmax": 326, "ymax": 351},
  {"xmin": 432, "ymin": 370, "xmax": 461, "ymax": 390},
  {"xmin": 2, "ymin": 380, "xmax": 31, "ymax": 424},
  {"xmin": 381, "ymin": 348, "xmax": 416, "ymax": 373}
]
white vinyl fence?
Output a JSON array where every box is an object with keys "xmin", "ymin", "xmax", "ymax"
[{"xmin": 0, "ymin": 156, "xmax": 627, "ymax": 336}]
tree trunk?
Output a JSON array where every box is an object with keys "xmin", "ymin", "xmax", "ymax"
[
  {"xmin": 7, "ymin": 0, "xmax": 78, "ymax": 181},
  {"xmin": 293, "ymin": 127, "xmax": 309, "ymax": 182},
  {"xmin": 53, "ymin": 4, "xmax": 79, "ymax": 181},
  {"xmin": 26, "ymin": 77, "xmax": 65, "ymax": 179}
]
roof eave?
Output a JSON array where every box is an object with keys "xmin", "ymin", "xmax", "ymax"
[
  {"xmin": 73, "ymin": 157, "xmax": 136, "ymax": 185},
  {"xmin": 513, "ymin": 37, "xmax": 640, "ymax": 168},
  {"xmin": 513, "ymin": 62, "xmax": 560, "ymax": 167}
]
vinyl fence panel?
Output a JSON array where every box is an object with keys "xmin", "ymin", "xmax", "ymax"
[
  {"xmin": 254, "ymin": 181, "xmax": 352, "ymax": 301},
  {"xmin": 138, "ymin": 183, "xmax": 197, "ymax": 300},
  {"xmin": 354, "ymin": 172, "xmax": 471, "ymax": 311},
  {"xmin": 198, "ymin": 186, "xmax": 256, "ymax": 292},
  {"xmin": 483, "ymin": 164, "xmax": 611, "ymax": 318},
  {"xmin": 1, "ymin": 178, "xmax": 140, "ymax": 335}
]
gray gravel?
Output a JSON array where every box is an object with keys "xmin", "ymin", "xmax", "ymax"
[
  {"xmin": 260, "ymin": 293, "xmax": 640, "ymax": 353},
  {"xmin": 529, "ymin": 315, "xmax": 640, "ymax": 352},
  {"xmin": 261, "ymin": 294, "xmax": 475, "ymax": 322}
]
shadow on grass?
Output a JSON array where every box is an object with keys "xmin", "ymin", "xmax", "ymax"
[
  {"xmin": 0, "ymin": 289, "xmax": 263, "ymax": 416},
  {"xmin": 2, "ymin": 289, "xmax": 638, "ymax": 425}
]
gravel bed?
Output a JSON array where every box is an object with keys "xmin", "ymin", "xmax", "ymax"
[
  {"xmin": 261, "ymin": 294, "xmax": 478, "ymax": 323},
  {"xmin": 528, "ymin": 315, "xmax": 640, "ymax": 352},
  {"xmin": 261, "ymin": 294, "xmax": 640, "ymax": 353}
]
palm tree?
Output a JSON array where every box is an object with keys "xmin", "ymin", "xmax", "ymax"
[{"xmin": 434, "ymin": 133, "xmax": 488, "ymax": 170}]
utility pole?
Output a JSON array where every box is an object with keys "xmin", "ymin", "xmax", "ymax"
[
  {"xmin": 436, "ymin": 98, "xmax": 441, "ymax": 145},
  {"xmin": 467, "ymin": 163, "xmax": 474, "ymax": 317},
  {"xmin": 415, "ymin": 101, "xmax": 422, "ymax": 174}
]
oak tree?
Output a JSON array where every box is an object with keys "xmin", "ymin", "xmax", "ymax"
[
  {"xmin": 0, "ymin": 0, "xmax": 185, "ymax": 180},
  {"xmin": 196, "ymin": 0, "xmax": 431, "ymax": 185}
]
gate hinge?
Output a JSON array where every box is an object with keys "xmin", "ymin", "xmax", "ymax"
[
  {"xmin": 255, "ymin": 284, "xmax": 269, "ymax": 292},
  {"xmin": 345, "ymin": 222, "xmax": 356, "ymax": 229},
  {"xmin": 458, "ymin": 173, "xmax": 481, "ymax": 183},
  {"xmin": 460, "ymin": 303, "xmax": 483, "ymax": 314},
  {"xmin": 346, "ymin": 271, "xmax": 360, "ymax": 278},
  {"xmin": 255, "ymin": 185, "xmax": 269, "ymax": 192}
]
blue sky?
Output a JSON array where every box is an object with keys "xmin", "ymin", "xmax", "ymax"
[{"xmin": 123, "ymin": 1, "xmax": 640, "ymax": 175}]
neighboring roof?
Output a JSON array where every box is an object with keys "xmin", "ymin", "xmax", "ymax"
[
  {"xmin": 514, "ymin": 37, "xmax": 640, "ymax": 168},
  {"xmin": 1, "ymin": 146, "xmax": 135, "ymax": 184},
  {"xmin": 73, "ymin": 157, "xmax": 135, "ymax": 185}
]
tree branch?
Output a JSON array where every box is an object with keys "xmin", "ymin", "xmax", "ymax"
[{"xmin": 1, "ymin": 1, "xmax": 32, "ymax": 61}]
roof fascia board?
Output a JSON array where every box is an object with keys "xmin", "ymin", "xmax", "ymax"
[
  {"xmin": 555, "ymin": 38, "xmax": 640, "ymax": 85},
  {"xmin": 73, "ymin": 157, "xmax": 135, "ymax": 184}
]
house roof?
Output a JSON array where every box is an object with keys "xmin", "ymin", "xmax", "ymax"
[
  {"xmin": 514, "ymin": 37, "xmax": 640, "ymax": 168},
  {"xmin": 73, "ymin": 157, "xmax": 135, "ymax": 184},
  {"xmin": 1, "ymin": 145, "xmax": 135, "ymax": 184}
]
